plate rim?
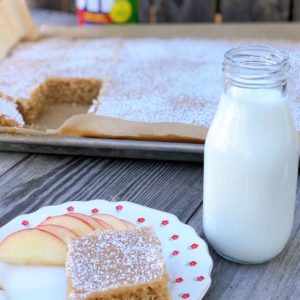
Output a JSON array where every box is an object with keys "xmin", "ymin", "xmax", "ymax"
[{"xmin": 0, "ymin": 199, "xmax": 213, "ymax": 300}]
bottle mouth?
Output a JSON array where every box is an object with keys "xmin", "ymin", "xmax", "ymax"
[{"xmin": 223, "ymin": 46, "xmax": 290, "ymax": 88}]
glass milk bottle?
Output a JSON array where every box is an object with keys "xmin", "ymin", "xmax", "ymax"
[{"xmin": 203, "ymin": 46, "xmax": 299, "ymax": 264}]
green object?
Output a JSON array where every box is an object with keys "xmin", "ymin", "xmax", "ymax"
[{"xmin": 129, "ymin": 0, "xmax": 138, "ymax": 23}]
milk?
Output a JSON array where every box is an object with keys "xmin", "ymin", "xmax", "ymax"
[{"xmin": 204, "ymin": 86, "xmax": 299, "ymax": 263}]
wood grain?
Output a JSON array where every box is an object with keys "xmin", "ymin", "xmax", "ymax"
[
  {"xmin": 61, "ymin": 0, "xmax": 75, "ymax": 12},
  {"xmin": 150, "ymin": 0, "xmax": 216, "ymax": 22},
  {"xmin": 221, "ymin": 0, "xmax": 291, "ymax": 22},
  {"xmin": 2, "ymin": 150, "xmax": 300, "ymax": 299},
  {"xmin": 0, "ymin": 154, "xmax": 203, "ymax": 227},
  {"xmin": 138, "ymin": 0, "xmax": 152, "ymax": 22},
  {"xmin": 29, "ymin": 0, "xmax": 62, "ymax": 10},
  {"xmin": 188, "ymin": 176, "xmax": 300, "ymax": 300},
  {"xmin": 293, "ymin": 0, "xmax": 300, "ymax": 20},
  {"xmin": 0, "ymin": 152, "xmax": 28, "ymax": 177}
]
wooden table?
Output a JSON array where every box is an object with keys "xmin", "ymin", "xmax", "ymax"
[{"xmin": 1, "ymin": 10, "xmax": 300, "ymax": 300}]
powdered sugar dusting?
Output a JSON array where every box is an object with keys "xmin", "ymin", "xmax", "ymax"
[
  {"xmin": 66, "ymin": 227, "xmax": 166, "ymax": 300},
  {"xmin": 1, "ymin": 37, "xmax": 300, "ymax": 131},
  {"xmin": 94, "ymin": 39, "xmax": 227, "ymax": 127},
  {"xmin": 0, "ymin": 97, "xmax": 24, "ymax": 125},
  {"xmin": 0, "ymin": 38, "xmax": 119, "ymax": 99},
  {"xmin": 95, "ymin": 39, "xmax": 300, "ymax": 130}
]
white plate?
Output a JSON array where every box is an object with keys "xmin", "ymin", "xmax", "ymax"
[{"xmin": 0, "ymin": 200, "xmax": 213, "ymax": 300}]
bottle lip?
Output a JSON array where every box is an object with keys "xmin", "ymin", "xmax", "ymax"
[{"xmin": 223, "ymin": 45, "xmax": 290, "ymax": 88}]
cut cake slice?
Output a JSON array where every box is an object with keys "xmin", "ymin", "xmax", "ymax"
[
  {"xmin": 66, "ymin": 227, "xmax": 171, "ymax": 300},
  {"xmin": 0, "ymin": 38, "xmax": 120, "ymax": 125}
]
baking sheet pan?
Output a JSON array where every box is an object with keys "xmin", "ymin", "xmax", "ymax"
[
  {"xmin": 0, "ymin": 134, "xmax": 204, "ymax": 162},
  {"xmin": 1, "ymin": 9, "xmax": 299, "ymax": 161}
]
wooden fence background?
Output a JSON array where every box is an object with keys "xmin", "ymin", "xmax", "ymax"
[{"xmin": 29, "ymin": 0, "xmax": 300, "ymax": 22}]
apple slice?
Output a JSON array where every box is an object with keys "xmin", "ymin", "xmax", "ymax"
[
  {"xmin": 39, "ymin": 215, "xmax": 93, "ymax": 236},
  {"xmin": 0, "ymin": 229, "xmax": 66, "ymax": 265},
  {"xmin": 92, "ymin": 214, "xmax": 129, "ymax": 230},
  {"xmin": 93, "ymin": 218, "xmax": 114, "ymax": 230},
  {"xmin": 121, "ymin": 219, "xmax": 135, "ymax": 229},
  {"xmin": 67, "ymin": 213, "xmax": 108, "ymax": 230},
  {"xmin": 38, "ymin": 224, "xmax": 79, "ymax": 242}
]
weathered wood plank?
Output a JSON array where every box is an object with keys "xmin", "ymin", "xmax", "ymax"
[
  {"xmin": 29, "ymin": 0, "xmax": 75, "ymax": 12},
  {"xmin": 29, "ymin": 0, "xmax": 61, "ymax": 10},
  {"xmin": 188, "ymin": 177, "xmax": 300, "ymax": 300},
  {"xmin": 153, "ymin": 0, "xmax": 216, "ymax": 22},
  {"xmin": 221, "ymin": 0, "xmax": 291, "ymax": 22},
  {"xmin": 138, "ymin": 0, "xmax": 152, "ymax": 22},
  {"xmin": 61, "ymin": 0, "xmax": 75, "ymax": 13},
  {"xmin": 0, "ymin": 155, "xmax": 203, "ymax": 227},
  {"xmin": 293, "ymin": 0, "xmax": 300, "ymax": 20},
  {"xmin": 0, "ymin": 152, "xmax": 28, "ymax": 177}
]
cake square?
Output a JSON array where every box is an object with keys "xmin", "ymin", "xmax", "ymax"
[{"xmin": 66, "ymin": 227, "xmax": 171, "ymax": 300}]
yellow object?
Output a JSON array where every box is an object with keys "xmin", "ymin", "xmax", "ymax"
[{"xmin": 110, "ymin": 0, "xmax": 132, "ymax": 24}]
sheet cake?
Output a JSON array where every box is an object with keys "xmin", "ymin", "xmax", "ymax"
[
  {"xmin": 1, "ymin": 37, "xmax": 300, "ymax": 141},
  {"xmin": 66, "ymin": 227, "xmax": 170, "ymax": 300},
  {"xmin": 89, "ymin": 39, "xmax": 226, "ymax": 127}
]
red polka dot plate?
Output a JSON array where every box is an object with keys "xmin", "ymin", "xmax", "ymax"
[{"xmin": 0, "ymin": 200, "xmax": 213, "ymax": 300}]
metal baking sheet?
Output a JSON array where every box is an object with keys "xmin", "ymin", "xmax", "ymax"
[
  {"xmin": 3, "ymin": 25, "xmax": 300, "ymax": 161},
  {"xmin": 0, "ymin": 134, "xmax": 204, "ymax": 162}
]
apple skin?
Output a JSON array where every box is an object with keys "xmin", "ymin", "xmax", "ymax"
[
  {"xmin": 39, "ymin": 215, "xmax": 94, "ymax": 236},
  {"xmin": 0, "ymin": 228, "xmax": 66, "ymax": 266},
  {"xmin": 38, "ymin": 224, "xmax": 79, "ymax": 243},
  {"xmin": 66, "ymin": 213, "xmax": 107, "ymax": 230},
  {"xmin": 93, "ymin": 218, "xmax": 113, "ymax": 230},
  {"xmin": 92, "ymin": 214, "xmax": 135, "ymax": 230},
  {"xmin": 121, "ymin": 219, "xmax": 135, "ymax": 229}
]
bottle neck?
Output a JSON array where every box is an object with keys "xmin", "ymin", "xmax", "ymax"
[
  {"xmin": 223, "ymin": 79, "xmax": 288, "ymax": 98},
  {"xmin": 223, "ymin": 46, "xmax": 289, "ymax": 94}
]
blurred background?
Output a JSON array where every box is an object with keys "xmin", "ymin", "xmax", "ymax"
[{"xmin": 26, "ymin": 0, "xmax": 300, "ymax": 25}]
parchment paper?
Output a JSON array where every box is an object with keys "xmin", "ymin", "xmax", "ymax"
[
  {"xmin": 56, "ymin": 114, "xmax": 207, "ymax": 143},
  {"xmin": 0, "ymin": 0, "xmax": 208, "ymax": 143},
  {"xmin": 0, "ymin": 0, "xmax": 38, "ymax": 60}
]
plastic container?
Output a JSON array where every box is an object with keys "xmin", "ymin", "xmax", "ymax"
[{"xmin": 76, "ymin": 0, "xmax": 138, "ymax": 25}]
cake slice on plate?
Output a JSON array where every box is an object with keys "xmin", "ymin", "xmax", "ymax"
[{"xmin": 66, "ymin": 227, "xmax": 171, "ymax": 300}]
